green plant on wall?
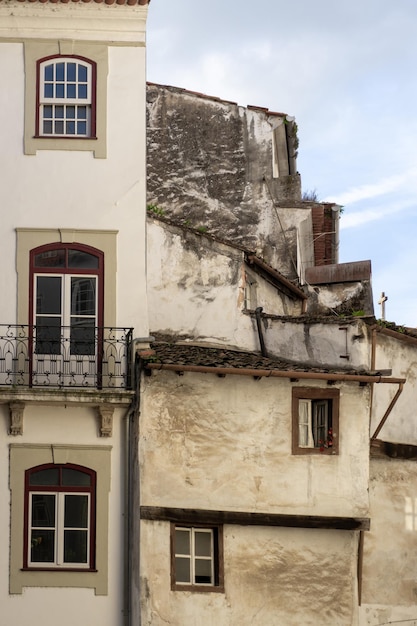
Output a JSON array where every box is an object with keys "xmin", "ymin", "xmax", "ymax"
[{"xmin": 147, "ymin": 203, "xmax": 165, "ymax": 217}]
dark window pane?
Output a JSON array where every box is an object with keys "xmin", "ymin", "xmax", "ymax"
[
  {"xmin": 71, "ymin": 278, "xmax": 96, "ymax": 316},
  {"xmin": 66, "ymin": 106, "xmax": 75, "ymax": 119},
  {"xmin": 70, "ymin": 320, "xmax": 95, "ymax": 356},
  {"xmin": 68, "ymin": 250, "xmax": 99, "ymax": 269},
  {"xmin": 195, "ymin": 559, "xmax": 212, "ymax": 584},
  {"xmin": 43, "ymin": 121, "xmax": 53, "ymax": 134},
  {"xmin": 64, "ymin": 529, "xmax": 87, "ymax": 563},
  {"xmin": 67, "ymin": 63, "xmax": 76, "ymax": 82},
  {"xmin": 175, "ymin": 557, "xmax": 191, "ymax": 583},
  {"xmin": 55, "ymin": 121, "xmax": 64, "ymax": 134},
  {"xmin": 43, "ymin": 105, "xmax": 53, "ymax": 119},
  {"xmin": 35, "ymin": 318, "xmax": 61, "ymax": 355},
  {"xmin": 31, "ymin": 529, "xmax": 55, "ymax": 563},
  {"xmin": 56, "ymin": 84, "xmax": 65, "ymax": 99},
  {"xmin": 44, "ymin": 84, "xmax": 53, "ymax": 98},
  {"xmin": 77, "ymin": 122, "xmax": 87, "ymax": 136},
  {"xmin": 62, "ymin": 468, "xmax": 91, "ymax": 487},
  {"xmin": 56, "ymin": 63, "xmax": 65, "ymax": 81},
  {"xmin": 66, "ymin": 121, "xmax": 75, "ymax": 135},
  {"xmin": 175, "ymin": 529, "xmax": 190, "ymax": 555},
  {"xmin": 195, "ymin": 531, "xmax": 212, "ymax": 557},
  {"xmin": 77, "ymin": 106, "xmax": 87, "ymax": 119},
  {"xmin": 67, "ymin": 84, "xmax": 76, "ymax": 99},
  {"xmin": 78, "ymin": 64, "xmax": 87, "ymax": 82},
  {"xmin": 31, "ymin": 494, "xmax": 56, "ymax": 527},
  {"xmin": 55, "ymin": 106, "xmax": 64, "ymax": 119},
  {"xmin": 36, "ymin": 276, "xmax": 61, "ymax": 314},
  {"xmin": 64, "ymin": 495, "xmax": 88, "ymax": 528},
  {"xmin": 29, "ymin": 468, "xmax": 59, "ymax": 486},
  {"xmin": 44, "ymin": 64, "xmax": 54, "ymax": 81},
  {"xmin": 34, "ymin": 249, "xmax": 65, "ymax": 268},
  {"xmin": 78, "ymin": 84, "xmax": 87, "ymax": 99}
]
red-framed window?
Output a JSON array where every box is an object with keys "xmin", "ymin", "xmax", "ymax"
[
  {"xmin": 36, "ymin": 55, "xmax": 97, "ymax": 138},
  {"xmin": 29, "ymin": 243, "xmax": 104, "ymax": 357},
  {"xmin": 24, "ymin": 464, "xmax": 96, "ymax": 570}
]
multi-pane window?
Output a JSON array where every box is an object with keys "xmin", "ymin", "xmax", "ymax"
[
  {"xmin": 31, "ymin": 244, "xmax": 103, "ymax": 358},
  {"xmin": 25, "ymin": 464, "xmax": 96, "ymax": 569},
  {"xmin": 37, "ymin": 56, "xmax": 95, "ymax": 138},
  {"xmin": 172, "ymin": 525, "xmax": 223, "ymax": 591},
  {"xmin": 292, "ymin": 388, "xmax": 339, "ymax": 454}
]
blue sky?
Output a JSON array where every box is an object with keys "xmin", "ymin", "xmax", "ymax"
[{"xmin": 146, "ymin": 0, "xmax": 417, "ymax": 326}]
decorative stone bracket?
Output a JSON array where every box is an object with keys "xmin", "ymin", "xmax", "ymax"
[
  {"xmin": 97, "ymin": 404, "xmax": 114, "ymax": 437},
  {"xmin": 9, "ymin": 401, "xmax": 25, "ymax": 436}
]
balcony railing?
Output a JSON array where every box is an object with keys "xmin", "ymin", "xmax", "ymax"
[{"xmin": 0, "ymin": 325, "xmax": 133, "ymax": 389}]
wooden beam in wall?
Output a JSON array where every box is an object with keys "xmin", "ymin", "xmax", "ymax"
[{"xmin": 140, "ymin": 506, "xmax": 370, "ymax": 532}]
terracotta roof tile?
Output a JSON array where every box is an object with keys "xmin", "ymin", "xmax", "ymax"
[{"xmin": 147, "ymin": 340, "xmax": 377, "ymax": 377}]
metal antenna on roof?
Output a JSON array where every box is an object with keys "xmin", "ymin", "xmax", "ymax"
[{"xmin": 378, "ymin": 292, "xmax": 388, "ymax": 320}]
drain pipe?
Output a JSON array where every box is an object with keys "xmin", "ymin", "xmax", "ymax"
[
  {"xmin": 125, "ymin": 337, "xmax": 154, "ymax": 626},
  {"xmin": 255, "ymin": 307, "xmax": 268, "ymax": 357},
  {"xmin": 127, "ymin": 354, "xmax": 141, "ymax": 626}
]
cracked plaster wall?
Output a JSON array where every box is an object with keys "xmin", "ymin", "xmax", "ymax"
[
  {"xmin": 141, "ymin": 520, "xmax": 359, "ymax": 626},
  {"xmin": 147, "ymin": 219, "xmax": 302, "ymax": 347}
]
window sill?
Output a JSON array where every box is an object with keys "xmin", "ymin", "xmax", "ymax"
[
  {"xmin": 22, "ymin": 567, "xmax": 97, "ymax": 573},
  {"xmin": 172, "ymin": 584, "xmax": 224, "ymax": 593},
  {"xmin": 33, "ymin": 135, "xmax": 98, "ymax": 140},
  {"xmin": 293, "ymin": 447, "xmax": 338, "ymax": 456}
]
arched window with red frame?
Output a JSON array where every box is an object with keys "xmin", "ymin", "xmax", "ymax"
[
  {"xmin": 36, "ymin": 55, "xmax": 97, "ymax": 138},
  {"xmin": 29, "ymin": 243, "xmax": 104, "ymax": 385},
  {"xmin": 24, "ymin": 463, "xmax": 96, "ymax": 570}
]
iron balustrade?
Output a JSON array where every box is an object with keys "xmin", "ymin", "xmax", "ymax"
[{"xmin": 0, "ymin": 325, "xmax": 133, "ymax": 389}]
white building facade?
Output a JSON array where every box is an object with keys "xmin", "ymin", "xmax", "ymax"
[{"xmin": 0, "ymin": 1, "xmax": 150, "ymax": 625}]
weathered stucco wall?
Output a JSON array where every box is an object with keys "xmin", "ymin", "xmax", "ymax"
[
  {"xmin": 146, "ymin": 83, "xmax": 305, "ymax": 272},
  {"xmin": 370, "ymin": 333, "xmax": 417, "ymax": 444},
  {"xmin": 147, "ymin": 219, "xmax": 303, "ymax": 346},
  {"xmin": 141, "ymin": 372, "xmax": 370, "ymax": 518},
  {"xmin": 360, "ymin": 457, "xmax": 417, "ymax": 625},
  {"xmin": 141, "ymin": 520, "xmax": 359, "ymax": 626},
  {"xmin": 260, "ymin": 317, "xmax": 371, "ymax": 370}
]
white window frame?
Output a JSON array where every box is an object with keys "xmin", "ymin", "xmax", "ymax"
[
  {"xmin": 29, "ymin": 492, "xmax": 91, "ymax": 569},
  {"xmin": 38, "ymin": 57, "xmax": 93, "ymax": 138},
  {"xmin": 174, "ymin": 527, "xmax": 215, "ymax": 586}
]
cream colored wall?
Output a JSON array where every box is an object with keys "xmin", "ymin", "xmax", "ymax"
[
  {"xmin": 0, "ymin": 402, "xmax": 127, "ymax": 625},
  {"xmin": 359, "ymin": 457, "xmax": 417, "ymax": 625},
  {"xmin": 0, "ymin": 41, "xmax": 148, "ymax": 334},
  {"xmin": 141, "ymin": 372, "xmax": 370, "ymax": 518},
  {"xmin": 141, "ymin": 520, "xmax": 359, "ymax": 626}
]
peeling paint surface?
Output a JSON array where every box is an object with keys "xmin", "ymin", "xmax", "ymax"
[
  {"xmin": 141, "ymin": 372, "xmax": 370, "ymax": 517},
  {"xmin": 141, "ymin": 521, "xmax": 358, "ymax": 625}
]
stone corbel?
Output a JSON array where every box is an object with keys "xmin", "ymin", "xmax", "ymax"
[
  {"xmin": 97, "ymin": 404, "xmax": 114, "ymax": 438},
  {"xmin": 9, "ymin": 401, "xmax": 25, "ymax": 436}
]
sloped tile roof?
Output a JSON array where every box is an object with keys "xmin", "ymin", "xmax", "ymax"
[{"xmin": 145, "ymin": 340, "xmax": 383, "ymax": 379}]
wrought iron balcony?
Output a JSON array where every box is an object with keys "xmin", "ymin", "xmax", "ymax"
[{"xmin": 0, "ymin": 325, "xmax": 133, "ymax": 389}]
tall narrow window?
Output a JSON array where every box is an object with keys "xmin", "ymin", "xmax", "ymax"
[
  {"xmin": 24, "ymin": 464, "xmax": 96, "ymax": 570},
  {"xmin": 37, "ymin": 56, "xmax": 96, "ymax": 138},
  {"xmin": 29, "ymin": 243, "xmax": 104, "ymax": 386},
  {"xmin": 292, "ymin": 388, "xmax": 339, "ymax": 455}
]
